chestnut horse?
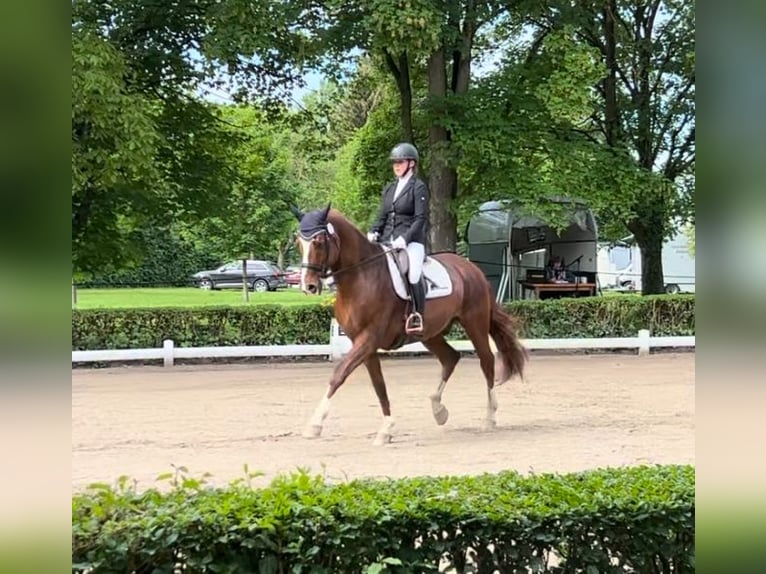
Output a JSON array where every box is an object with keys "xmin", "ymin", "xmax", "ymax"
[{"xmin": 294, "ymin": 204, "xmax": 527, "ymax": 445}]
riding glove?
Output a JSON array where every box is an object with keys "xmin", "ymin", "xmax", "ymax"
[
  {"xmin": 367, "ymin": 231, "xmax": 379, "ymax": 242},
  {"xmin": 392, "ymin": 236, "xmax": 407, "ymax": 250}
]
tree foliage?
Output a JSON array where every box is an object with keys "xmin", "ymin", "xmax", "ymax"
[{"xmin": 72, "ymin": 0, "xmax": 694, "ymax": 294}]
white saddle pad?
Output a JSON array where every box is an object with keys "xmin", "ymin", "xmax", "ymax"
[{"xmin": 384, "ymin": 248, "xmax": 453, "ymax": 300}]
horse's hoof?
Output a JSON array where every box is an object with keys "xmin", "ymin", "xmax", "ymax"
[
  {"xmin": 372, "ymin": 432, "xmax": 392, "ymax": 446},
  {"xmin": 482, "ymin": 419, "xmax": 497, "ymax": 431},
  {"xmin": 432, "ymin": 403, "xmax": 449, "ymax": 426},
  {"xmin": 302, "ymin": 425, "xmax": 322, "ymax": 438}
]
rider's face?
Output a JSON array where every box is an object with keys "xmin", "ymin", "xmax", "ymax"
[{"xmin": 392, "ymin": 159, "xmax": 411, "ymax": 178}]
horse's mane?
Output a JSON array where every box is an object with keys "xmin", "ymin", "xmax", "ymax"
[
  {"xmin": 327, "ymin": 209, "xmax": 363, "ymax": 238},
  {"xmin": 326, "ymin": 209, "xmax": 387, "ymax": 276},
  {"xmin": 328, "ymin": 210, "xmax": 380, "ymax": 254}
]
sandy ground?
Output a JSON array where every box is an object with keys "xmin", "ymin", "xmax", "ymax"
[{"xmin": 72, "ymin": 353, "xmax": 694, "ymax": 492}]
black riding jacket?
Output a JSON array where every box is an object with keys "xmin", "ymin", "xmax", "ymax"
[{"xmin": 370, "ymin": 176, "xmax": 430, "ymax": 245}]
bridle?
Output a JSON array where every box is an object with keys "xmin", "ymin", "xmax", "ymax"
[{"xmin": 300, "ymin": 228, "xmax": 391, "ymax": 280}]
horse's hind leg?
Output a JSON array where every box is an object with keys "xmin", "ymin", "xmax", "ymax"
[
  {"xmin": 364, "ymin": 354, "xmax": 394, "ymax": 445},
  {"xmin": 461, "ymin": 318, "xmax": 499, "ymax": 430},
  {"xmin": 422, "ymin": 335, "xmax": 461, "ymax": 426}
]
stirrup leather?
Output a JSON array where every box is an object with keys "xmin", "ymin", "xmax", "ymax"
[{"xmin": 405, "ymin": 312, "xmax": 424, "ymax": 334}]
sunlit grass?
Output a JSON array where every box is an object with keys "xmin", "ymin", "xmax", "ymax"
[{"xmin": 72, "ymin": 287, "xmax": 331, "ymax": 309}]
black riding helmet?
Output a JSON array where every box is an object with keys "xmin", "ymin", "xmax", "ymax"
[{"xmin": 389, "ymin": 142, "xmax": 419, "ymax": 163}]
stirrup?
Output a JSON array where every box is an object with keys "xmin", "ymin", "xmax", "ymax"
[{"xmin": 405, "ymin": 312, "xmax": 424, "ymax": 334}]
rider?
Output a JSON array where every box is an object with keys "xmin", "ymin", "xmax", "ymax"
[{"xmin": 367, "ymin": 142, "xmax": 430, "ymax": 334}]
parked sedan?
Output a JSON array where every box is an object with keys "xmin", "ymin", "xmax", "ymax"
[
  {"xmin": 192, "ymin": 260, "xmax": 284, "ymax": 292},
  {"xmin": 284, "ymin": 265, "xmax": 302, "ymax": 287}
]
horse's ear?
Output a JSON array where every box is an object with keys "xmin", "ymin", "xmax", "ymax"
[
  {"xmin": 290, "ymin": 204, "xmax": 304, "ymax": 221},
  {"xmin": 322, "ymin": 202, "xmax": 332, "ymax": 220}
]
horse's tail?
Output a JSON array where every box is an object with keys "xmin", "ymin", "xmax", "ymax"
[{"xmin": 489, "ymin": 299, "xmax": 528, "ymax": 384}]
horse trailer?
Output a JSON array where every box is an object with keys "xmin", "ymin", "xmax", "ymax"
[{"xmin": 465, "ymin": 199, "xmax": 599, "ymax": 302}]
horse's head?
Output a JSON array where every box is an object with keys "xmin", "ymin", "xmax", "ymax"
[{"xmin": 292, "ymin": 203, "xmax": 339, "ymax": 295}]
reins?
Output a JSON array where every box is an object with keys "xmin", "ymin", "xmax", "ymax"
[
  {"xmin": 327, "ymin": 247, "xmax": 391, "ymax": 279},
  {"xmin": 300, "ymin": 229, "xmax": 393, "ymax": 280}
]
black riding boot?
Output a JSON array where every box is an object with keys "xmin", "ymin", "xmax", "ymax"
[{"xmin": 406, "ymin": 280, "xmax": 425, "ymax": 334}]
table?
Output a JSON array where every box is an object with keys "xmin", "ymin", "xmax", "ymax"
[{"xmin": 519, "ymin": 281, "xmax": 597, "ymax": 299}]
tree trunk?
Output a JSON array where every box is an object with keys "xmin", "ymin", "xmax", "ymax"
[
  {"xmin": 398, "ymin": 52, "xmax": 414, "ymax": 143},
  {"xmin": 427, "ymin": 47, "xmax": 457, "ymax": 253},
  {"xmin": 629, "ymin": 221, "xmax": 665, "ymax": 294},
  {"xmin": 603, "ymin": 0, "xmax": 620, "ymax": 146},
  {"xmin": 241, "ymin": 258, "xmax": 250, "ymax": 302},
  {"xmin": 384, "ymin": 50, "xmax": 414, "ymax": 144}
]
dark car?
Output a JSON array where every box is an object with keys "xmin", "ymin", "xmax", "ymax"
[{"xmin": 192, "ymin": 260, "xmax": 285, "ymax": 292}]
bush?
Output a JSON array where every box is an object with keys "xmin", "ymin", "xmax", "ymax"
[
  {"xmin": 72, "ymin": 305, "xmax": 335, "ymax": 350},
  {"xmin": 506, "ymin": 294, "xmax": 695, "ymax": 338},
  {"xmin": 71, "ymin": 295, "xmax": 694, "ymax": 351},
  {"xmin": 72, "ymin": 464, "xmax": 695, "ymax": 573},
  {"xmin": 75, "ymin": 225, "xmax": 223, "ymax": 288}
]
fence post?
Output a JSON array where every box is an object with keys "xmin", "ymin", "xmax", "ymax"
[
  {"xmin": 163, "ymin": 339, "xmax": 175, "ymax": 367},
  {"xmin": 330, "ymin": 319, "xmax": 351, "ymax": 361},
  {"xmin": 637, "ymin": 329, "xmax": 650, "ymax": 356}
]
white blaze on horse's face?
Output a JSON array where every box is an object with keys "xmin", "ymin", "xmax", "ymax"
[{"xmin": 298, "ymin": 236, "xmax": 313, "ymax": 294}]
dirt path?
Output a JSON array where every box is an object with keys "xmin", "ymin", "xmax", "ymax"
[{"xmin": 72, "ymin": 353, "xmax": 694, "ymax": 492}]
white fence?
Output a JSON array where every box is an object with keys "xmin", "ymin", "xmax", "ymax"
[{"xmin": 71, "ymin": 320, "xmax": 694, "ymax": 367}]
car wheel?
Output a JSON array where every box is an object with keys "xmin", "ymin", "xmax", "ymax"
[
  {"xmin": 199, "ymin": 278, "xmax": 214, "ymax": 290},
  {"xmin": 252, "ymin": 279, "xmax": 269, "ymax": 293},
  {"xmin": 665, "ymin": 283, "xmax": 680, "ymax": 294}
]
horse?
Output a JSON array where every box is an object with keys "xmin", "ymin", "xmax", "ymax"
[{"xmin": 292, "ymin": 203, "xmax": 527, "ymax": 445}]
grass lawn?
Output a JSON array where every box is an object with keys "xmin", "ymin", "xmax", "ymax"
[{"xmin": 73, "ymin": 287, "xmax": 331, "ymax": 309}]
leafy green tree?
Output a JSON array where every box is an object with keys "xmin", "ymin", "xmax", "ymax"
[
  {"xmin": 192, "ymin": 106, "xmax": 298, "ymax": 262},
  {"xmin": 543, "ymin": 0, "xmax": 695, "ymax": 293},
  {"xmin": 72, "ymin": 0, "xmax": 311, "ymax": 275},
  {"xmin": 72, "ymin": 27, "xmax": 163, "ymax": 273}
]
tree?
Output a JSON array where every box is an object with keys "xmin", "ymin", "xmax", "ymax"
[
  {"xmin": 72, "ymin": 27, "xmax": 164, "ymax": 273},
  {"xmin": 73, "ymin": 8, "xmax": 236, "ymax": 274},
  {"xmin": 192, "ymin": 107, "xmax": 298, "ymax": 261},
  {"xmin": 331, "ymin": 0, "xmax": 511, "ymax": 251},
  {"xmin": 548, "ymin": 0, "xmax": 695, "ymax": 293}
]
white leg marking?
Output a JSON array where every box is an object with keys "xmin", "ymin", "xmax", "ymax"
[
  {"xmin": 483, "ymin": 387, "xmax": 498, "ymax": 430},
  {"xmin": 373, "ymin": 415, "xmax": 395, "ymax": 446},
  {"xmin": 303, "ymin": 394, "xmax": 330, "ymax": 438},
  {"xmin": 430, "ymin": 379, "xmax": 449, "ymax": 425}
]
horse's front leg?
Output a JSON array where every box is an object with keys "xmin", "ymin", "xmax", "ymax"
[
  {"xmin": 303, "ymin": 337, "xmax": 374, "ymax": 439},
  {"xmin": 364, "ymin": 354, "xmax": 394, "ymax": 445}
]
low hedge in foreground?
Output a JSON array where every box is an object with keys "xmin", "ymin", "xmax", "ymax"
[
  {"xmin": 72, "ymin": 465, "xmax": 694, "ymax": 573},
  {"xmin": 71, "ymin": 294, "xmax": 694, "ymax": 351}
]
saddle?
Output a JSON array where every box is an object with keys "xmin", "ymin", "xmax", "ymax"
[{"xmin": 384, "ymin": 248, "xmax": 453, "ymax": 301}]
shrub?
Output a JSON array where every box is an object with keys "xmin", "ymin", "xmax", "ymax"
[
  {"xmin": 506, "ymin": 294, "xmax": 695, "ymax": 338},
  {"xmin": 71, "ymin": 295, "xmax": 694, "ymax": 351},
  {"xmin": 72, "ymin": 464, "xmax": 695, "ymax": 573},
  {"xmin": 72, "ymin": 305, "xmax": 335, "ymax": 350}
]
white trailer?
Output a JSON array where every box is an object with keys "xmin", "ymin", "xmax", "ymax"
[{"xmin": 609, "ymin": 230, "xmax": 695, "ymax": 293}]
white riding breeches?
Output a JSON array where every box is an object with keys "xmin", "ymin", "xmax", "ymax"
[{"xmin": 406, "ymin": 242, "xmax": 425, "ymax": 284}]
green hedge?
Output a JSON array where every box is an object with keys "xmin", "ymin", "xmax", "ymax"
[
  {"xmin": 72, "ymin": 305, "xmax": 335, "ymax": 350},
  {"xmin": 496, "ymin": 294, "xmax": 695, "ymax": 338},
  {"xmin": 72, "ymin": 465, "xmax": 695, "ymax": 573},
  {"xmin": 71, "ymin": 295, "xmax": 694, "ymax": 350}
]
